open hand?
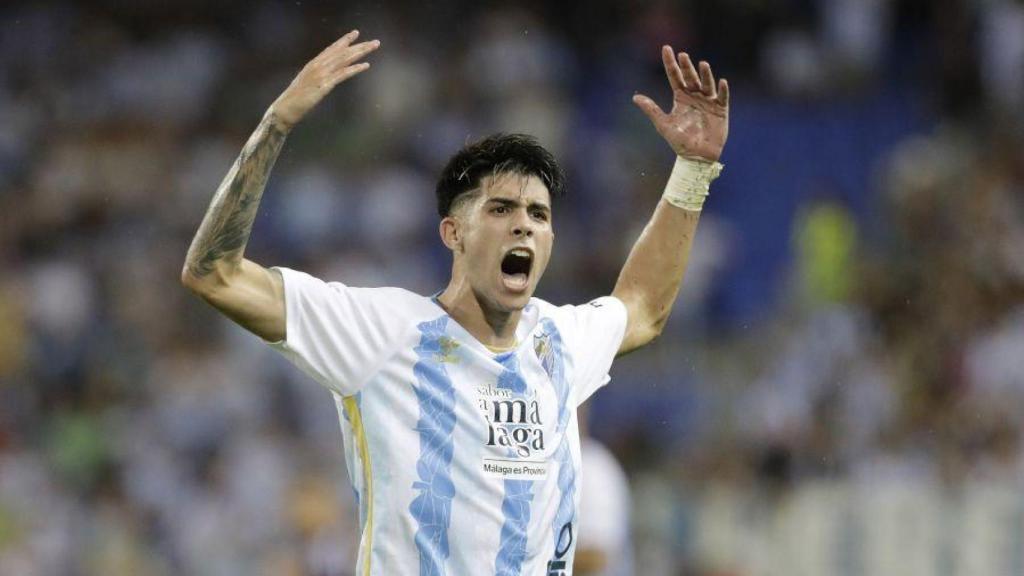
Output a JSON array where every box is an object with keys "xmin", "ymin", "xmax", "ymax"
[
  {"xmin": 633, "ymin": 46, "xmax": 729, "ymax": 162},
  {"xmin": 269, "ymin": 30, "xmax": 380, "ymax": 129}
]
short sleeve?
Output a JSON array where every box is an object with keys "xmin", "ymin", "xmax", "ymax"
[
  {"xmin": 567, "ymin": 296, "xmax": 628, "ymax": 405},
  {"xmin": 266, "ymin": 267, "xmax": 407, "ymax": 396}
]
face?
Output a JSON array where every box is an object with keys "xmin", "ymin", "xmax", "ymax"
[{"xmin": 443, "ymin": 172, "xmax": 554, "ymax": 313}]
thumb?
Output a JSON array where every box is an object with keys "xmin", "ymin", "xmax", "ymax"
[{"xmin": 632, "ymin": 94, "xmax": 665, "ymax": 124}]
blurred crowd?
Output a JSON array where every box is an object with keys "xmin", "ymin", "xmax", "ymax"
[{"xmin": 0, "ymin": 0, "xmax": 1022, "ymax": 574}]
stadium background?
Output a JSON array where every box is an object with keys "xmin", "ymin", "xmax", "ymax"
[{"xmin": 1, "ymin": 0, "xmax": 1023, "ymax": 574}]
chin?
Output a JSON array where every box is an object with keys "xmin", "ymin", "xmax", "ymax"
[
  {"xmin": 496, "ymin": 294, "xmax": 532, "ymax": 313},
  {"xmin": 490, "ymin": 287, "xmax": 534, "ymax": 313}
]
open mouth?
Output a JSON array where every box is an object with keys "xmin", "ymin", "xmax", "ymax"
[{"xmin": 500, "ymin": 248, "xmax": 533, "ymax": 292}]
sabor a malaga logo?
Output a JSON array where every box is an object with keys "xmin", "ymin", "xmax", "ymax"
[{"xmin": 477, "ymin": 386, "xmax": 544, "ymax": 458}]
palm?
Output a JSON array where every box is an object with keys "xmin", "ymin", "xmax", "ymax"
[{"xmin": 634, "ymin": 46, "xmax": 730, "ymax": 162}]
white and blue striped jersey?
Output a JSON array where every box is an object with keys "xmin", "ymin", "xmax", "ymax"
[{"xmin": 268, "ymin": 267, "xmax": 628, "ymax": 576}]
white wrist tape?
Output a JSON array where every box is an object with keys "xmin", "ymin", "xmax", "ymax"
[{"xmin": 662, "ymin": 156, "xmax": 724, "ymax": 212}]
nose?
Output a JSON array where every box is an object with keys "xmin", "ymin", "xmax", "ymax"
[
  {"xmin": 512, "ymin": 221, "xmax": 534, "ymax": 238},
  {"xmin": 511, "ymin": 209, "xmax": 534, "ymax": 238},
  {"xmin": 512, "ymin": 225, "xmax": 534, "ymax": 238}
]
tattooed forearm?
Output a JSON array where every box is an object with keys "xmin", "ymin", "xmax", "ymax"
[{"xmin": 185, "ymin": 114, "xmax": 288, "ymax": 279}]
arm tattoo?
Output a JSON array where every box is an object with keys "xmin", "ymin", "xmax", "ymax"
[{"xmin": 185, "ymin": 115, "xmax": 287, "ymax": 278}]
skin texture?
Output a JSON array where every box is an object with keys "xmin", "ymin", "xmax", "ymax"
[
  {"xmin": 612, "ymin": 46, "xmax": 730, "ymax": 354},
  {"xmin": 435, "ymin": 172, "xmax": 554, "ymax": 349},
  {"xmin": 181, "ymin": 34, "xmax": 730, "ymax": 359},
  {"xmin": 179, "ymin": 34, "xmax": 727, "ymax": 576},
  {"xmin": 181, "ymin": 30, "xmax": 379, "ymax": 342}
]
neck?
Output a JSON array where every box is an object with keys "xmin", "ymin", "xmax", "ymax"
[{"xmin": 437, "ymin": 279, "xmax": 521, "ymax": 349}]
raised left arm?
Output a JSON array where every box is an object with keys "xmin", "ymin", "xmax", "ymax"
[{"xmin": 612, "ymin": 46, "xmax": 730, "ymax": 354}]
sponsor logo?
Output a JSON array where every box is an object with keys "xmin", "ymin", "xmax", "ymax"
[
  {"xmin": 477, "ymin": 386, "xmax": 545, "ymax": 458},
  {"xmin": 481, "ymin": 457, "xmax": 547, "ymax": 480},
  {"xmin": 476, "ymin": 385, "xmax": 548, "ymax": 479},
  {"xmin": 546, "ymin": 522, "xmax": 574, "ymax": 575}
]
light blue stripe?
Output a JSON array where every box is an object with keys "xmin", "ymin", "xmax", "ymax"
[
  {"xmin": 538, "ymin": 319, "xmax": 576, "ymax": 556},
  {"xmin": 539, "ymin": 319, "xmax": 571, "ymax": 433},
  {"xmin": 494, "ymin": 353, "xmax": 534, "ymax": 576},
  {"xmin": 409, "ymin": 316, "xmax": 456, "ymax": 576},
  {"xmin": 551, "ymin": 442, "xmax": 576, "ymax": 555}
]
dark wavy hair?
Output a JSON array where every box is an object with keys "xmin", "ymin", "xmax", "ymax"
[{"xmin": 435, "ymin": 133, "xmax": 566, "ymax": 217}]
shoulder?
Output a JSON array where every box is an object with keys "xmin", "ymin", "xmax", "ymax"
[
  {"xmin": 529, "ymin": 295, "xmax": 627, "ymax": 326},
  {"xmin": 526, "ymin": 296, "xmax": 560, "ymax": 317},
  {"xmin": 335, "ymin": 285, "xmax": 442, "ymax": 320},
  {"xmin": 277, "ymin": 267, "xmax": 440, "ymax": 317},
  {"xmin": 345, "ymin": 284, "xmax": 431, "ymax": 304}
]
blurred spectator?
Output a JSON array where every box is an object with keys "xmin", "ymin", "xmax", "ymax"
[
  {"xmin": 1, "ymin": 0, "xmax": 1022, "ymax": 573},
  {"xmin": 577, "ymin": 409, "xmax": 633, "ymax": 576}
]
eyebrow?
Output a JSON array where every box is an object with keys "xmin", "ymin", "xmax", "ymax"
[{"xmin": 486, "ymin": 197, "xmax": 551, "ymax": 213}]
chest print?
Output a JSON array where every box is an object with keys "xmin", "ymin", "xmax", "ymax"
[
  {"xmin": 477, "ymin": 358, "xmax": 545, "ymax": 459},
  {"xmin": 475, "ymin": 350, "xmax": 551, "ymax": 480},
  {"xmin": 479, "ymin": 391, "xmax": 545, "ymax": 458}
]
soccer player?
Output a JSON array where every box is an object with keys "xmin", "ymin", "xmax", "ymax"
[{"xmin": 181, "ymin": 29, "xmax": 728, "ymax": 576}]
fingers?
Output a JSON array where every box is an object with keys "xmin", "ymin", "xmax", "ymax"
[
  {"xmin": 665, "ymin": 47, "xmax": 728, "ymax": 105},
  {"xmin": 698, "ymin": 61, "xmax": 716, "ymax": 98},
  {"xmin": 324, "ymin": 39, "xmax": 380, "ymax": 69},
  {"xmin": 324, "ymin": 39, "xmax": 377, "ymax": 86},
  {"xmin": 632, "ymin": 93, "xmax": 666, "ymax": 124},
  {"xmin": 662, "ymin": 46, "xmax": 687, "ymax": 92},
  {"xmin": 677, "ymin": 52, "xmax": 702, "ymax": 92},
  {"xmin": 293, "ymin": 32, "xmax": 379, "ymax": 94},
  {"xmin": 331, "ymin": 62, "xmax": 371, "ymax": 85},
  {"xmin": 335, "ymin": 29, "xmax": 360, "ymax": 47},
  {"xmin": 314, "ymin": 30, "xmax": 360, "ymax": 62}
]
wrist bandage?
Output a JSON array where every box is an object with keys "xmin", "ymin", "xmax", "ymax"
[{"xmin": 662, "ymin": 156, "xmax": 723, "ymax": 212}]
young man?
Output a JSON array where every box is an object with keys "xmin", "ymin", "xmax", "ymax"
[{"xmin": 182, "ymin": 29, "xmax": 728, "ymax": 576}]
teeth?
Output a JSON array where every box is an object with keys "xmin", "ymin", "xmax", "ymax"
[{"xmin": 510, "ymin": 249, "xmax": 531, "ymax": 257}]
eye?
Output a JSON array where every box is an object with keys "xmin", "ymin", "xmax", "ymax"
[
  {"xmin": 532, "ymin": 209, "xmax": 549, "ymax": 221},
  {"xmin": 492, "ymin": 205, "xmax": 509, "ymax": 215}
]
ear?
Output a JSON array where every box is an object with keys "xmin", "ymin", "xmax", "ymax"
[{"xmin": 439, "ymin": 216, "xmax": 462, "ymax": 252}]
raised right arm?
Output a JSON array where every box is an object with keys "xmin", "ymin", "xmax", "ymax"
[{"xmin": 181, "ymin": 29, "xmax": 380, "ymax": 342}]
